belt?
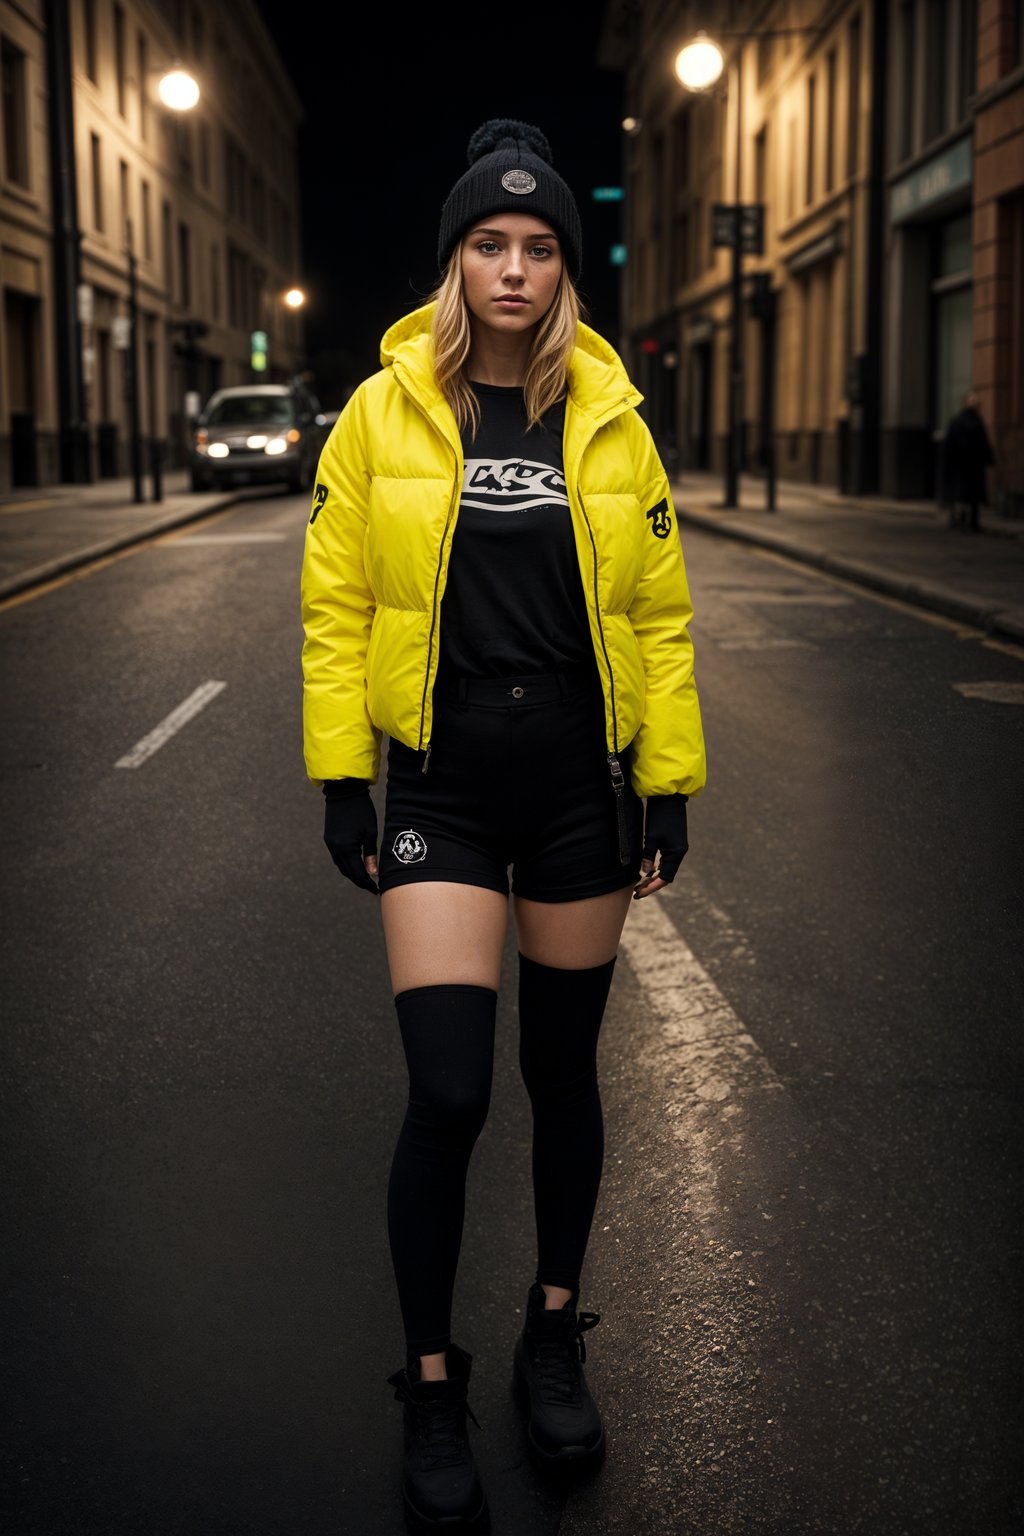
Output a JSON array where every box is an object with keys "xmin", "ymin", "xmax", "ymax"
[{"xmin": 434, "ymin": 665, "xmax": 600, "ymax": 706}]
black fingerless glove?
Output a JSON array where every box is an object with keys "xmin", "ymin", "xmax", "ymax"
[
  {"xmin": 642, "ymin": 794, "xmax": 689, "ymax": 884},
  {"xmin": 322, "ymin": 778, "xmax": 379, "ymax": 894}
]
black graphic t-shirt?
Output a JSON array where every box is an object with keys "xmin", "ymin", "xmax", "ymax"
[{"xmin": 437, "ymin": 381, "xmax": 594, "ymax": 679}]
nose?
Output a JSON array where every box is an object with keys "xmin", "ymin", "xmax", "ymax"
[{"xmin": 501, "ymin": 244, "xmax": 526, "ymax": 282}]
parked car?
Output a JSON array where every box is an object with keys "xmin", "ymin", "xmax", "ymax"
[{"xmin": 189, "ymin": 382, "xmax": 328, "ymax": 493}]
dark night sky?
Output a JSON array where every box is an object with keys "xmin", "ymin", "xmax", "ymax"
[{"xmin": 251, "ymin": 4, "xmax": 627, "ymax": 404}]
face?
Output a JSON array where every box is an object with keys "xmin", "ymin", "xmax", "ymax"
[{"xmin": 460, "ymin": 214, "xmax": 564, "ymax": 334}]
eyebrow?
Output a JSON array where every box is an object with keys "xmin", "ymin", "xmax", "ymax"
[{"xmin": 469, "ymin": 226, "xmax": 560, "ymax": 241}]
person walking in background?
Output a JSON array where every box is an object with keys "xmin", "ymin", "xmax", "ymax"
[
  {"xmin": 940, "ymin": 392, "xmax": 995, "ymax": 532},
  {"xmin": 300, "ymin": 118, "xmax": 705, "ymax": 1529}
]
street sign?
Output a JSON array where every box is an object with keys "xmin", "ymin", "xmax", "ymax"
[
  {"xmin": 592, "ymin": 186, "xmax": 624, "ymax": 202},
  {"xmin": 111, "ymin": 316, "xmax": 132, "ymax": 349},
  {"xmin": 712, "ymin": 203, "xmax": 765, "ymax": 255},
  {"xmin": 609, "ymin": 243, "xmax": 628, "ymax": 266}
]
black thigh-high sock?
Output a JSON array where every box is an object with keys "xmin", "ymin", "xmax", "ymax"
[
  {"xmin": 386, "ymin": 983, "xmax": 497, "ymax": 1358},
  {"xmin": 517, "ymin": 953, "xmax": 617, "ymax": 1297}
]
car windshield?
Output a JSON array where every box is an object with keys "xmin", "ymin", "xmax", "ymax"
[{"xmin": 205, "ymin": 395, "xmax": 295, "ymax": 427}]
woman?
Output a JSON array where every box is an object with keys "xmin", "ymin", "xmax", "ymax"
[{"xmin": 301, "ymin": 119, "xmax": 705, "ymax": 1528}]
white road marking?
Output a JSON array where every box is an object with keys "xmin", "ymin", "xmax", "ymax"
[
  {"xmin": 952, "ymin": 681, "xmax": 1024, "ymax": 705},
  {"xmin": 620, "ymin": 894, "xmax": 782, "ymax": 1085},
  {"xmin": 617, "ymin": 888, "xmax": 790, "ymax": 1227},
  {"xmin": 114, "ymin": 681, "xmax": 227, "ymax": 768},
  {"xmin": 159, "ymin": 532, "xmax": 286, "ymax": 544}
]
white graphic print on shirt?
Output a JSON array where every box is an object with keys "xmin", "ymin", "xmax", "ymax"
[{"xmin": 461, "ymin": 458, "xmax": 569, "ymax": 514}]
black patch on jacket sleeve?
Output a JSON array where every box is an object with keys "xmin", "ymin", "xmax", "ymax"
[
  {"xmin": 309, "ymin": 483, "xmax": 329, "ymax": 524},
  {"xmin": 645, "ymin": 497, "xmax": 671, "ymax": 539}
]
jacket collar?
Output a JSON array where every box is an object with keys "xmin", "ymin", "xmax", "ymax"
[{"xmin": 379, "ymin": 302, "xmax": 643, "ymax": 447}]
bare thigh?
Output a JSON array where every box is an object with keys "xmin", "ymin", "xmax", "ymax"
[
  {"xmin": 512, "ymin": 886, "xmax": 634, "ymax": 970},
  {"xmin": 380, "ymin": 881, "xmax": 510, "ymax": 995}
]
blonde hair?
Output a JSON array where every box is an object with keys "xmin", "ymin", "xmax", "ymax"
[{"xmin": 428, "ymin": 244, "xmax": 586, "ymax": 441}]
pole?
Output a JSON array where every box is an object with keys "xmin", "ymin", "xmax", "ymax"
[
  {"xmin": 44, "ymin": 0, "xmax": 91, "ymax": 483},
  {"xmin": 726, "ymin": 46, "xmax": 744, "ymax": 508},
  {"xmin": 125, "ymin": 220, "xmax": 144, "ymax": 504}
]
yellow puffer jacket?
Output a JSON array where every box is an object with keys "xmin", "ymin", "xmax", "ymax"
[{"xmin": 301, "ymin": 301, "xmax": 705, "ymax": 799}]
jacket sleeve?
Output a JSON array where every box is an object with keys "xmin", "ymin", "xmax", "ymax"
[
  {"xmin": 625, "ymin": 414, "xmax": 706, "ymax": 799},
  {"xmin": 300, "ymin": 384, "xmax": 382, "ymax": 785}
]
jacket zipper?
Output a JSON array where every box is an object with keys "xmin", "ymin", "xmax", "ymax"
[
  {"xmin": 577, "ymin": 487, "xmax": 630, "ymax": 865},
  {"xmin": 419, "ymin": 447, "xmax": 461, "ymax": 769}
]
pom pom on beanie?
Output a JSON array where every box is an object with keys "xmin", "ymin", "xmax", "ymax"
[{"xmin": 438, "ymin": 117, "xmax": 582, "ymax": 280}]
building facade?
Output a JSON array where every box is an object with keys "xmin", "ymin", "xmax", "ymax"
[
  {"xmin": 972, "ymin": 0, "xmax": 1024, "ymax": 516},
  {"xmin": 603, "ymin": 0, "xmax": 1020, "ymax": 511},
  {"xmin": 0, "ymin": 0, "xmax": 304, "ymax": 491}
]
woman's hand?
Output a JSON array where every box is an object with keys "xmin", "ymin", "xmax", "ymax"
[
  {"xmin": 323, "ymin": 779, "xmax": 380, "ymax": 894},
  {"xmin": 633, "ymin": 794, "xmax": 688, "ymax": 900}
]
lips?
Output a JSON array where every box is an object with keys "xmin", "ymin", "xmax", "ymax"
[{"xmin": 494, "ymin": 296, "xmax": 528, "ymax": 305}]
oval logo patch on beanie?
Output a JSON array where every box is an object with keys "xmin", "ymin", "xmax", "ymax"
[{"xmin": 501, "ymin": 169, "xmax": 537, "ymax": 195}]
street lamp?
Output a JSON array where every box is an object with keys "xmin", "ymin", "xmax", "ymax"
[
  {"xmin": 675, "ymin": 31, "xmax": 743, "ymax": 509},
  {"xmin": 283, "ymin": 288, "xmax": 306, "ymax": 309},
  {"xmin": 157, "ymin": 63, "xmax": 200, "ymax": 111}
]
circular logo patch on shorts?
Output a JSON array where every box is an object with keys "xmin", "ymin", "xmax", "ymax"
[
  {"xmin": 392, "ymin": 828, "xmax": 427, "ymax": 864},
  {"xmin": 501, "ymin": 168, "xmax": 536, "ymax": 195}
]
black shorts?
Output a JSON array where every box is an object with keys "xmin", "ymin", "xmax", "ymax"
[{"xmin": 377, "ymin": 666, "xmax": 645, "ymax": 903}]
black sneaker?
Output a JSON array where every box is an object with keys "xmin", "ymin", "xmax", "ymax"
[
  {"xmin": 512, "ymin": 1281, "xmax": 605, "ymax": 1463},
  {"xmin": 386, "ymin": 1341, "xmax": 489, "ymax": 1528}
]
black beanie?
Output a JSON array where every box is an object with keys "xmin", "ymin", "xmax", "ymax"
[{"xmin": 437, "ymin": 119, "xmax": 583, "ymax": 281}]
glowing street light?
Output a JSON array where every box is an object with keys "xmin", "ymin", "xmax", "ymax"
[
  {"xmin": 158, "ymin": 64, "xmax": 200, "ymax": 111},
  {"xmin": 674, "ymin": 33, "xmax": 726, "ymax": 94},
  {"xmin": 284, "ymin": 288, "xmax": 306, "ymax": 309}
]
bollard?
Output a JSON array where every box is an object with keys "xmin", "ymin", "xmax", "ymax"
[{"xmin": 149, "ymin": 438, "xmax": 163, "ymax": 503}]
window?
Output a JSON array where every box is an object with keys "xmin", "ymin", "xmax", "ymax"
[
  {"xmin": 114, "ymin": 5, "xmax": 126, "ymax": 116},
  {"xmin": 650, "ymin": 132, "xmax": 664, "ymax": 241},
  {"xmin": 91, "ymin": 132, "xmax": 103, "ymax": 230},
  {"xmin": 757, "ymin": 33, "xmax": 772, "ymax": 87},
  {"xmin": 692, "ymin": 197, "xmax": 703, "ymax": 275},
  {"xmin": 787, "ymin": 117, "xmax": 797, "ymax": 219},
  {"xmin": 1, "ymin": 35, "xmax": 29, "ymax": 188},
  {"xmin": 142, "ymin": 179, "xmax": 152, "ymax": 259},
  {"xmin": 198, "ymin": 119, "xmax": 210, "ymax": 188},
  {"xmin": 225, "ymin": 134, "xmax": 247, "ymax": 221},
  {"xmin": 825, "ymin": 50, "xmax": 837, "ymax": 193},
  {"xmin": 137, "ymin": 31, "xmax": 148, "ymax": 140},
  {"xmin": 251, "ymin": 172, "xmax": 266, "ymax": 240},
  {"xmin": 210, "ymin": 243, "xmax": 220, "ymax": 320},
  {"xmin": 162, "ymin": 199, "xmax": 173, "ymax": 295},
  {"xmin": 674, "ymin": 108, "xmax": 690, "ymax": 190},
  {"xmin": 957, "ymin": 0, "xmax": 977, "ymax": 116},
  {"xmin": 119, "ymin": 159, "xmax": 129, "ymax": 246},
  {"xmin": 899, "ymin": 0, "xmax": 917, "ymax": 161},
  {"xmin": 847, "ymin": 13, "xmax": 861, "ymax": 178},
  {"xmin": 754, "ymin": 126, "xmax": 768, "ymax": 244},
  {"xmin": 923, "ymin": 0, "xmax": 948, "ymax": 143},
  {"xmin": 84, "ymin": 0, "xmax": 98, "ymax": 83},
  {"xmin": 675, "ymin": 211, "xmax": 690, "ymax": 287},
  {"xmin": 806, "ymin": 73, "xmax": 816, "ymax": 205},
  {"xmin": 178, "ymin": 221, "xmax": 191, "ymax": 307}
]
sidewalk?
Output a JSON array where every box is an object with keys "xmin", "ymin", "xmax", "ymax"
[
  {"xmin": 673, "ymin": 471, "xmax": 1024, "ymax": 646},
  {"xmin": 2, "ymin": 467, "xmax": 1023, "ymax": 645},
  {"xmin": 0, "ymin": 471, "xmax": 257, "ymax": 601}
]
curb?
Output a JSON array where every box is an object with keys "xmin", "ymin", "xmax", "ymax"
[
  {"xmin": 677, "ymin": 504, "xmax": 1024, "ymax": 647},
  {"xmin": 0, "ymin": 488, "xmax": 263, "ymax": 602}
]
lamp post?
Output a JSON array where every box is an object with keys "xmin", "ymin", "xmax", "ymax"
[
  {"xmin": 674, "ymin": 33, "xmax": 742, "ymax": 508},
  {"xmin": 674, "ymin": 27, "xmax": 821, "ymax": 512}
]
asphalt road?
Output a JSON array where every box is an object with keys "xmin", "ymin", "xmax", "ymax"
[{"xmin": 1, "ymin": 494, "xmax": 1021, "ymax": 1535}]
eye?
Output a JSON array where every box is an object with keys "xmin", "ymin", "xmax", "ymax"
[
  {"xmin": 477, "ymin": 240, "xmax": 500, "ymax": 253},
  {"xmin": 530, "ymin": 245, "xmax": 554, "ymax": 259}
]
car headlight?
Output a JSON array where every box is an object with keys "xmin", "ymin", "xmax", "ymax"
[
  {"xmin": 208, "ymin": 442, "xmax": 229, "ymax": 458},
  {"xmin": 264, "ymin": 438, "xmax": 289, "ymax": 455},
  {"xmin": 246, "ymin": 435, "xmax": 269, "ymax": 450}
]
